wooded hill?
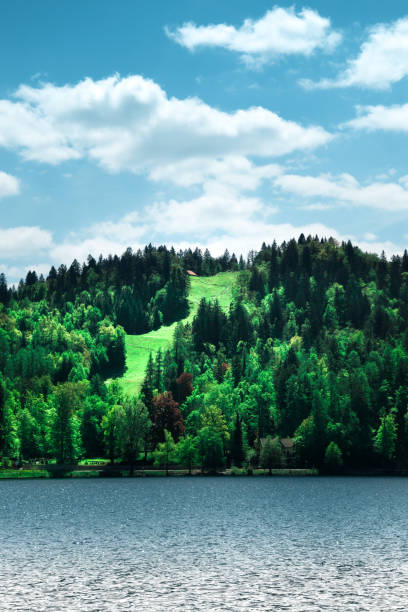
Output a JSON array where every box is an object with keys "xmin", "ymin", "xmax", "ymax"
[{"xmin": 1, "ymin": 237, "xmax": 408, "ymax": 471}]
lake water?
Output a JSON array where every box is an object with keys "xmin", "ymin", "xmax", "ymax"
[{"xmin": 1, "ymin": 477, "xmax": 408, "ymax": 611}]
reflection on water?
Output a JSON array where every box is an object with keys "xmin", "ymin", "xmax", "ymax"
[{"xmin": 1, "ymin": 477, "xmax": 408, "ymax": 610}]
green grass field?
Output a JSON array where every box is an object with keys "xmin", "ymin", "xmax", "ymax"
[{"xmin": 118, "ymin": 271, "xmax": 239, "ymax": 395}]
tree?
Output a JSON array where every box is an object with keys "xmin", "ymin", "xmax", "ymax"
[
  {"xmin": 200, "ymin": 404, "xmax": 229, "ymax": 438},
  {"xmin": 154, "ymin": 349, "xmax": 163, "ymax": 393},
  {"xmin": 0, "ymin": 381, "xmax": 19, "ymax": 460},
  {"xmin": 197, "ymin": 427, "xmax": 224, "ymax": 473},
  {"xmin": 101, "ymin": 405, "xmax": 119, "ymax": 465},
  {"xmin": 18, "ymin": 409, "xmax": 42, "ymax": 460},
  {"xmin": 151, "ymin": 391, "xmax": 185, "ymax": 445},
  {"xmin": 176, "ymin": 435, "xmax": 197, "ymax": 475},
  {"xmin": 80, "ymin": 396, "xmax": 107, "ymax": 458},
  {"xmin": 153, "ymin": 429, "xmax": 177, "ymax": 476},
  {"xmin": 230, "ymin": 412, "xmax": 245, "ymax": 467},
  {"xmin": 324, "ymin": 442, "xmax": 343, "ymax": 473},
  {"xmin": 141, "ymin": 353, "xmax": 154, "ymax": 415},
  {"xmin": 260, "ymin": 436, "xmax": 283, "ymax": 474},
  {"xmin": 374, "ymin": 414, "xmax": 397, "ymax": 464},
  {"xmin": 116, "ymin": 398, "xmax": 150, "ymax": 475},
  {"xmin": 48, "ymin": 383, "xmax": 83, "ymax": 464},
  {"xmin": 176, "ymin": 372, "xmax": 193, "ymax": 404}
]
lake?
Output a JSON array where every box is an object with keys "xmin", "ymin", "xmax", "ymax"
[{"xmin": 1, "ymin": 476, "xmax": 408, "ymax": 610}]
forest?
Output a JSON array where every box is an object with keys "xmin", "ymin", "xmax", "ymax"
[{"xmin": 1, "ymin": 236, "xmax": 408, "ymax": 473}]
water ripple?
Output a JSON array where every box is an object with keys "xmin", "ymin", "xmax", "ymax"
[{"xmin": 1, "ymin": 477, "xmax": 408, "ymax": 610}]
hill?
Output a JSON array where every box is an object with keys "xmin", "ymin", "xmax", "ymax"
[{"xmin": 119, "ymin": 271, "xmax": 238, "ymax": 395}]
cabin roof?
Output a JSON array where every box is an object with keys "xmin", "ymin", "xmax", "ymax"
[{"xmin": 280, "ymin": 437, "xmax": 294, "ymax": 449}]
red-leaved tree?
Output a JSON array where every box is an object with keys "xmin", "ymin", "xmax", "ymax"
[
  {"xmin": 176, "ymin": 372, "xmax": 193, "ymax": 404},
  {"xmin": 151, "ymin": 391, "xmax": 185, "ymax": 445}
]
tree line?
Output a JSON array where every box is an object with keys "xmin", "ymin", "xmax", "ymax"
[
  {"xmin": 2, "ymin": 236, "xmax": 408, "ymax": 473},
  {"xmin": 139, "ymin": 236, "xmax": 408, "ymax": 472}
]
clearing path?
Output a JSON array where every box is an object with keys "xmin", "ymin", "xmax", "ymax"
[{"xmin": 119, "ymin": 271, "xmax": 239, "ymax": 395}]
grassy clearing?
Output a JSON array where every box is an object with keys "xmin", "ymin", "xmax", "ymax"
[{"xmin": 118, "ymin": 271, "xmax": 238, "ymax": 395}]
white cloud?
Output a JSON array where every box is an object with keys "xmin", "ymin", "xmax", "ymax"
[
  {"xmin": 0, "ymin": 171, "xmax": 20, "ymax": 199},
  {"xmin": 356, "ymin": 240, "xmax": 405, "ymax": 259},
  {"xmin": 345, "ymin": 103, "xmax": 408, "ymax": 131},
  {"xmin": 0, "ymin": 262, "xmax": 51, "ymax": 285},
  {"xmin": 0, "ymin": 74, "xmax": 332, "ymax": 176},
  {"xmin": 50, "ymin": 237, "xmax": 130, "ymax": 266},
  {"xmin": 298, "ymin": 203, "xmax": 331, "ymax": 211},
  {"xmin": 274, "ymin": 172, "xmax": 408, "ymax": 211},
  {"xmin": 167, "ymin": 7, "xmax": 341, "ymax": 66},
  {"xmin": 0, "ymin": 100, "xmax": 79, "ymax": 164},
  {"xmin": 148, "ymin": 155, "xmax": 281, "ymax": 189},
  {"xmin": 301, "ymin": 16, "xmax": 408, "ymax": 90},
  {"xmin": 364, "ymin": 232, "xmax": 377, "ymax": 241},
  {"xmin": 0, "ymin": 226, "xmax": 53, "ymax": 258}
]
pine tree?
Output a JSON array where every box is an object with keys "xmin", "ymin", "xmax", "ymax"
[{"xmin": 141, "ymin": 353, "xmax": 154, "ymax": 416}]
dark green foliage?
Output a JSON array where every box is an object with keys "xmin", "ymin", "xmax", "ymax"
[
  {"xmin": 324, "ymin": 442, "xmax": 343, "ymax": 473},
  {"xmin": 197, "ymin": 427, "xmax": 224, "ymax": 473},
  {"xmin": 230, "ymin": 412, "xmax": 245, "ymax": 467}
]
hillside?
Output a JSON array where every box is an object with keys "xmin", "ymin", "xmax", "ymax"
[
  {"xmin": 3, "ymin": 236, "xmax": 408, "ymax": 471},
  {"xmin": 119, "ymin": 271, "xmax": 239, "ymax": 395}
]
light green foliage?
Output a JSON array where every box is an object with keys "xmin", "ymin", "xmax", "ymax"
[
  {"xmin": 153, "ymin": 429, "xmax": 177, "ymax": 476},
  {"xmin": 324, "ymin": 442, "xmax": 343, "ymax": 472},
  {"xmin": 176, "ymin": 435, "xmax": 197, "ymax": 474},
  {"xmin": 200, "ymin": 405, "xmax": 230, "ymax": 442},
  {"xmin": 374, "ymin": 413, "xmax": 397, "ymax": 462}
]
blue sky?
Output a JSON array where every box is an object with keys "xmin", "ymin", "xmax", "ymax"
[{"xmin": 1, "ymin": 0, "xmax": 408, "ymax": 281}]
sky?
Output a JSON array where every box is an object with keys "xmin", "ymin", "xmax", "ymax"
[{"xmin": 1, "ymin": 0, "xmax": 408, "ymax": 282}]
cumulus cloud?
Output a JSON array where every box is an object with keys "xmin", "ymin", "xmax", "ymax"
[
  {"xmin": 49, "ymin": 237, "xmax": 130, "ymax": 267},
  {"xmin": 0, "ymin": 74, "xmax": 332, "ymax": 176},
  {"xmin": 0, "ymin": 226, "xmax": 53, "ymax": 258},
  {"xmin": 301, "ymin": 16, "xmax": 408, "ymax": 90},
  {"xmin": 149, "ymin": 155, "xmax": 282, "ymax": 190},
  {"xmin": 0, "ymin": 101, "xmax": 79, "ymax": 164},
  {"xmin": 166, "ymin": 7, "xmax": 341, "ymax": 66},
  {"xmin": 364, "ymin": 232, "xmax": 377, "ymax": 241},
  {"xmin": 0, "ymin": 262, "xmax": 52, "ymax": 284},
  {"xmin": 344, "ymin": 103, "xmax": 408, "ymax": 131},
  {"xmin": 0, "ymin": 171, "xmax": 20, "ymax": 199},
  {"xmin": 274, "ymin": 172, "xmax": 408, "ymax": 211}
]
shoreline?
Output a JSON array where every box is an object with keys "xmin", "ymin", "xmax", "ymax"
[
  {"xmin": 2, "ymin": 466, "xmax": 408, "ymax": 479},
  {"xmin": 0, "ymin": 467, "xmax": 317, "ymax": 479}
]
